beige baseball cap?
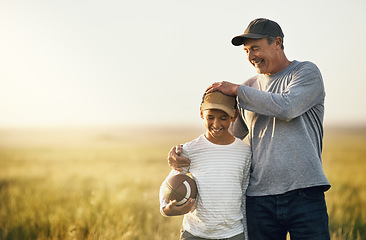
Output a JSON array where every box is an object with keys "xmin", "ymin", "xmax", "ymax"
[{"xmin": 201, "ymin": 91, "xmax": 237, "ymax": 117}]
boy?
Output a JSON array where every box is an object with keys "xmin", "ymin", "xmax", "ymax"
[{"xmin": 159, "ymin": 91, "xmax": 252, "ymax": 240}]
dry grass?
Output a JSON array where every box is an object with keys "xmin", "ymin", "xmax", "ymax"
[{"xmin": 0, "ymin": 125, "xmax": 365, "ymax": 240}]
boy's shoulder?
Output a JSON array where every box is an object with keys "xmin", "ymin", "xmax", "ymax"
[
  {"xmin": 183, "ymin": 135, "xmax": 249, "ymax": 150},
  {"xmin": 233, "ymin": 137, "xmax": 250, "ymax": 146},
  {"xmin": 232, "ymin": 137, "xmax": 251, "ymax": 151},
  {"xmin": 180, "ymin": 135, "xmax": 205, "ymax": 159},
  {"xmin": 182, "ymin": 134, "xmax": 205, "ymax": 149}
]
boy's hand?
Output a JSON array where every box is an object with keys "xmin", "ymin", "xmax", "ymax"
[
  {"xmin": 162, "ymin": 198, "xmax": 195, "ymax": 216},
  {"xmin": 167, "ymin": 145, "xmax": 191, "ymax": 171}
]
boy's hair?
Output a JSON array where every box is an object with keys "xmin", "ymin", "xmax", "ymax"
[{"xmin": 201, "ymin": 91, "xmax": 237, "ymax": 117}]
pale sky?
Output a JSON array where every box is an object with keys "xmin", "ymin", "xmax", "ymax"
[{"xmin": 1, "ymin": 0, "xmax": 365, "ymax": 128}]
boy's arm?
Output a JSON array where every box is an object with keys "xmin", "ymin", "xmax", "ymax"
[
  {"xmin": 162, "ymin": 198, "xmax": 195, "ymax": 216},
  {"xmin": 241, "ymin": 162, "xmax": 251, "ymax": 215},
  {"xmin": 241, "ymin": 153, "xmax": 251, "ymax": 240},
  {"xmin": 159, "ymin": 167, "xmax": 194, "ymax": 217},
  {"xmin": 159, "ymin": 169, "xmax": 182, "ymax": 216}
]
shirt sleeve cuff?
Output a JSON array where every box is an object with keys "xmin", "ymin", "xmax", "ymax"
[{"xmin": 160, "ymin": 207, "xmax": 168, "ymax": 217}]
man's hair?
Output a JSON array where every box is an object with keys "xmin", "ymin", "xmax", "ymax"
[{"xmin": 267, "ymin": 36, "xmax": 284, "ymax": 50}]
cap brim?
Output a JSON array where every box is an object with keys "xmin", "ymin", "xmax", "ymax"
[
  {"xmin": 201, "ymin": 103, "xmax": 236, "ymax": 118},
  {"xmin": 231, "ymin": 33, "xmax": 267, "ymax": 46}
]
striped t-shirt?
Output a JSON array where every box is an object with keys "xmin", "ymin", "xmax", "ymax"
[{"xmin": 160, "ymin": 134, "xmax": 251, "ymax": 239}]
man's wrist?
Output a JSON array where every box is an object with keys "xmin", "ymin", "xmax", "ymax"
[{"xmin": 233, "ymin": 84, "xmax": 240, "ymax": 96}]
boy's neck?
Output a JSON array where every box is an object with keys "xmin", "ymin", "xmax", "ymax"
[{"xmin": 204, "ymin": 132, "xmax": 235, "ymax": 145}]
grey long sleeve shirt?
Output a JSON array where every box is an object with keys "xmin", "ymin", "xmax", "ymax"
[{"xmin": 231, "ymin": 60, "xmax": 331, "ymax": 196}]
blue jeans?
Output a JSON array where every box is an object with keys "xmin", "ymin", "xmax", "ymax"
[{"xmin": 246, "ymin": 186, "xmax": 330, "ymax": 240}]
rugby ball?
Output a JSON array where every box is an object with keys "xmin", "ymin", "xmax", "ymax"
[{"xmin": 162, "ymin": 174, "xmax": 197, "ymax": 206}]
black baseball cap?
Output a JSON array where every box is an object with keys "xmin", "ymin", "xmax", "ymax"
[{"xmin": 232, "ymin": 18, "xmax": 284, "ymax": 46}]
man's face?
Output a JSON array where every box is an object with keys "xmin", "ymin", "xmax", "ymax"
[{"xmin": 243, "ymin": 37, "xmax": 281, "ymax": 75}]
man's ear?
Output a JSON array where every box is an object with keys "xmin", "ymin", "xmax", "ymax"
[
  {"xmin": 275, "ymin": 37, "xmax": 282, "ymax": 48},
  {"xmin": 200, "ymin": 107, "xmax": 204, "ymax": 119}
]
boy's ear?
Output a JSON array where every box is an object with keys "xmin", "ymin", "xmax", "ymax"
[
  {"xmin": 231, "ymin": 110, "xmax": 239, "ymax": 122},
  {"xmin": 200, "ymin": 107, "xmax": 204, "ymax": 119}
]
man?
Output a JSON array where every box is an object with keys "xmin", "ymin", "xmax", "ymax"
[{"xmin": 169, "ymin": 18, "xmax": 331, "ymax": 240}]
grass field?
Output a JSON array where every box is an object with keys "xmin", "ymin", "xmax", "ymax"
[{"xmin": 0, "ymin": 125, "xmax": 365, "ymax": 240}]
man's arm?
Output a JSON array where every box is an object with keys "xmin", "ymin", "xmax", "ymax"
[
  {"xmin": 206, "ymin": 81, "xmax": 239, "ymax": 96},
  {"xmin": 207, "ymin": 63, "xmax": 324, "ymax": 121},
  {"xmin": 167, "ymin": 145, "xmax": 190, "ymax": 171},
  {"xmin": 236, "ymin": 64, "xmax": 324, "ymax": 120},
  {"xmin": 229, "ymin": 108, "xmax": 249, "ymax": 140}
]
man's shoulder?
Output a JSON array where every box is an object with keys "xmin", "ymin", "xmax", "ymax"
[
  {"xmin": 290, "ymin": 60, "xmax": 323, "ymax": 82},
  {"xmin": 292, "ymin": 60, "xmax": 320, "ymax": 72},
  {"xmin": 243, "ymin": 75, "xmax": 260, "ymax": 86}
]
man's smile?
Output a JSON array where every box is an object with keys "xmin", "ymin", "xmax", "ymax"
[{"xmin": 252, "ymin": 59, "xmax": 264, "ymax": 67}]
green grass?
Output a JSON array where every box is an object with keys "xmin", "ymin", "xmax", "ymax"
[{"xmin": 0, "ymin": 126, "xmax": 365, "ymax": 240}]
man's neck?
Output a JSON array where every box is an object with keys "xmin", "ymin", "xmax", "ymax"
[{"xmin": 265, "ymin": 55, "xmax": 291, "ymax": 76}]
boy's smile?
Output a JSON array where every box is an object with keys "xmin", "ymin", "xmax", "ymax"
[{"xmin": 200, "ymin": 109, "xmax": 237, "ymax": 145}]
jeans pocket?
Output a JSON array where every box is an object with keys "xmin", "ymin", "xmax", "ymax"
[{"xmin": 301, "ymin": 186, "xmax": 325, "ymax": 200}]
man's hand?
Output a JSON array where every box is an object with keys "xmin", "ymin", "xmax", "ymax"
[
  {"xmin": 206, "ymin": 81, "xmax": 240, "ymax": 96},
  {"xmin": 168, "ymin": 145, "xmax": 190, "ymax": 171},
  {"xmin": 162, "ymin": 198, "xmax": 195, "ymax": 216}
]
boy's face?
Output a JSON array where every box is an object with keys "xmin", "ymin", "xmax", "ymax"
[{"xmin": 200, "ymin": 109, "xmax": 236, "ymax": 140}]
